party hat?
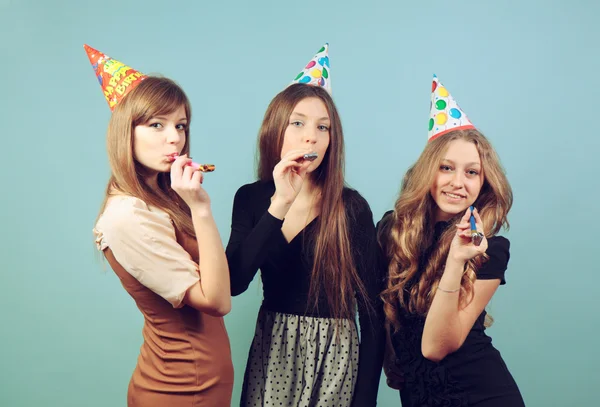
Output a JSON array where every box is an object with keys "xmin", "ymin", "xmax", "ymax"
[
  {"xmin": 428, "ymin": 75, "xmax": 474, "ymax": 141},
  {"xmin": 84, "ymin": 44, "xmax": 147, "ymax": 111},
  {"xmin": 291, "ymin": 43, "xmax": 331, "ymax": 93}
]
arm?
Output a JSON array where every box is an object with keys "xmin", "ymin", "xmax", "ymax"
[
  {"xmin": 351, "ymin": 199, "xmax": 386, "ymax": 407},
  {"xmin": 225, "ymin": 183, "xmax": 286, "ymax": 296},
  {"xmin": 421, "ymin": 235, "xmax": 510, "ymax": 362},
  {"xmin": 382, "ymin": 323, "xmax": 404, "ymax": 390},
  {"xmin": 98, "ymin": 198, "xmax": 226, "ymax": 314},
  {"xmin": 182, "ymin": 207, "xmax": 231, "ymax": 316},
  {"xmin": 168, "ymin": 155, "xmax": 231, "ymax": 315},
  {"xmin": 226, "ymin": 149, "xmax": 315, "ymax": 295},
  {"xmin": 375, "ymin": 211, "xmax": 404, "ymax": 390}
]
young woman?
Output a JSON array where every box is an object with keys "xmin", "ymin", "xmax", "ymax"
[
  {"xmin": 88, "ymin": 45, "xmax": 234, "ymax": 406},
  {"xmin": 378, "ymin": 123, "xmax": 525, "ymax": 406},
  {"xmin": 226, "ymin": 83, "xmax": 385, "ymax": 407}
]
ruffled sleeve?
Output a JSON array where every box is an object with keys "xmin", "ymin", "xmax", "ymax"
[
  {"xmin": 477, "ymin": 236, "xmax": 510, "ymax": 285},
  {"xmin": 93, "ymin": 196, "xmax": 200, "ymax": 308}
]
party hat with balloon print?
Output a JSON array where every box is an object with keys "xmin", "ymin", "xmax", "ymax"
[
  {"xmin": 291, "ymin": 43, "xmax": 331, "ymax": 93},
  {"xmin": 428, "ymin": 75, "xmax": 475, "ymax": 141},
  {"xmin": 84, "ymin": 44, "xmax": 147, "ymax": 111}
]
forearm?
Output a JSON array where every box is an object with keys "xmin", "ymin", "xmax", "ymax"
[
  {"xmin": 227, "ymin": 208, "xmax": 285, "ymax": 295},
  {"xmin": 422, "ymin": 259, "xmax": 465, "ymax": 361},
  {"xmin": 192, "ymin": 206, "xmax": 231, "ymax": 313},
  {"xmin": 267, "ymin": 198, "xmax": 292, "ymax": 220},
  {"xmin": 353, "ymin": 315, "xmax": 385, "ymax": 406}
]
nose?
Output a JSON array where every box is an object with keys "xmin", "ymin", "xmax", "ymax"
[
  {"xmin": 450, "ymin": 171, "xmax": 464, "ymax": 188},
  {"xmin": 166, "ymin": 125, "xmax": 183, "ymax": 144},
  {"xmin": 304, "ymin": 127, "xmax": 318, "ymax": 145}
]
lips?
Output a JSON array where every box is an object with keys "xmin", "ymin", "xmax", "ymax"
[{"xmin": 443, "ymin": 191, "xmax": 466, "ymax": 199}]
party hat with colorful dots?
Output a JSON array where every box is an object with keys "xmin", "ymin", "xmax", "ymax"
[
  {"xmin": 84, "ymin": 44, "xmax": 147, "ymax": 111},
  {"xmin": 428, "ymin": 75, "xmax": 474, "ymax": 141},
  {"xmin": 291, "ymin": 43, "xmax": 331, "ymax": 93}
]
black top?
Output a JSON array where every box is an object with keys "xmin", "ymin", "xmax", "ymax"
[
  {"xmin": 377, "ymin": 210, "xmax": 524, "ymax": 407},
  {"xmin": 226, "ymin": 180, "xmax": 386, "ymax": 406}
]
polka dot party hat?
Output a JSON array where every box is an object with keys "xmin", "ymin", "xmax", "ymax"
[
  {"xmin": 84, "ymin": 44, "xmax": 147, "ymax": 111},
  {"xmin": 428, "ymin": 75, "xmax": 474, "ymax": 141},
  {"xmin": 291, "ymin": 43, "xmax": 331, "ymax": 93}
]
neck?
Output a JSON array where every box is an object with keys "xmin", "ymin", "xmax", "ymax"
[
  {"xmin": 145, "ymin": 173, "xmax": 160, "ymax": 192},
  {"xmin": 298, "ymin": 177, "xmax": 319, "ymax": 200},
  {"xmin": 434, "ymin": 208, "xmax": 453, "ymax": 223}
]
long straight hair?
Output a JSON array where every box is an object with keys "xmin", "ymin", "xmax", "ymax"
[
  {"xmin": 96, "ymin": 76, "xmax": 195, "ymax": 236},
  {"xmin": 257, "ymin": 83, "xmax": 369, "ymax": 320}
]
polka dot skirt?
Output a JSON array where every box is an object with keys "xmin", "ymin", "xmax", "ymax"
[{"xmin": 240, "ymin": 309, "xmax": 359, "ymax": 407}]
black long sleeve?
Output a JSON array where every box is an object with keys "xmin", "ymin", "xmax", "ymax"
[
  {"xmin": 350, "ymin": 194, "xmax": 386, "ymax": 407},
  {"xmin": 225, "ymin": 181, "xmax": 284, "ymax": 296}
]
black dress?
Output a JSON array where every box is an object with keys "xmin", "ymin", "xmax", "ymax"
[
  {"xmin": 226, "ymin": 180, "xmax": 386, "ymax": 406},
  {"xmin": 378, "ymin": 211, "xmax": 525, "ymax": 407}
]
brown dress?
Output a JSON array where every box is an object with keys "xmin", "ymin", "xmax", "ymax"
[{"xmin": 94, "ymin": 196, "xmax": 234, "ymax": 406}]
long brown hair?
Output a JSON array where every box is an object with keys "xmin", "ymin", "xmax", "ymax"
[
  {"xmin": 95, "ymin": 76, "xmax": 195, "ymax": 237},
  {"xmin": 257, "ymin": 83, "xmax": 369, "ymax": 320},
  {"xmin": 378, "ymin": 128, "xmax": 513, "ymax": 331}
]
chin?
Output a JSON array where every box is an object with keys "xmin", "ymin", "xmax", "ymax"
[
  {"xmin": 305, "ymin": 165, "xmax": 318, "ymax": 174},
  {"xmin": 311, "ymin": 159, "xmax": 326, "ymax": 171},
  {"xmin": 437, "ymin": 203, "xmax": 467, "ymax": 219},
  {"xmin": 146, "ymin": 163, "xmax": 170, "ymax": 174}
]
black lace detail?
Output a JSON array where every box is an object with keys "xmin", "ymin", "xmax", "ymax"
[{"xmin": 392, "ymin": 312, "xmax": 468, "ymax": 407}]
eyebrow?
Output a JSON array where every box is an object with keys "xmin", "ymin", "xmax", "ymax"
[
  {"xmin": 441, "ymin": 158, "xmax": 481, "ymax": 167},
  {"xmin": 154, "ymin": 116, "xmax": 188, "ymax": 122},
  {"xmin": 290, "ymin": 112, "xmax": 330, "ymax": 121}
]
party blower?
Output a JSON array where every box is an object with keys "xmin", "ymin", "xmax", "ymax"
[
  {"xmin": 469, "ymin": 206, "xmax": 484, "ymax": 246},
  {"xmin": 169, "ymin": 153, "xmax": 215, "ymax": 172}
]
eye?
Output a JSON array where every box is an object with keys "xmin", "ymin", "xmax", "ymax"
[
  {"xmin": 290, "ymin": 121, "xmax": 303, "ymax": 127},
  {"xmin": 318, "ymin": 125, "xmax": 329, "ymax": 131},
  {"xmin": 440, "ymin": 165, "xmax": 453, "ymax": 172},
  {"xmin": 176, "ymin": 123, "xmax": 187, "ymax": 130},
  {"xmin": 467, "ymin": 169, "xmax": 480, "ymax": 176},
  {"xmin": 149, "ymin": 122, "xmax": 162, "ymax": 128}
]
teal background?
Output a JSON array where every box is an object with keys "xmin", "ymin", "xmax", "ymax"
[{"xmin": 1, "ymin": 0, "xmax": 598, "ymax": 405}]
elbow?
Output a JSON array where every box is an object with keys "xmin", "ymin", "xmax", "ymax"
[
  {"xmin": 212, "ymin": 305, "xmax": 232, "ymax": 317},
  {"xmin": 421, "ymin": 347, "xmax": 447, "ymax": 363},
  {"xmin": 184, "ymin": 283, "xmax": 232, "ymax": 316},
  {"xmin": 186, "ymin": 293, "xmax": 232, "ymax": 317},
  {"xmin": 204, "ymin": 298, "xmax": 232, "ymax": 317},
  {"xmin": 230, "ymin": 280, "xmax": 249, "ymax": 297},
  {"xmin": 421, "ymin": 340, "xmax": 457, "ymax": 363}
]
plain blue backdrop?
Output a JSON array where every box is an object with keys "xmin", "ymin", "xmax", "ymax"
[{"xmin": 1, "ymin": 0, "xmax": 598, "ymax": 405}]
